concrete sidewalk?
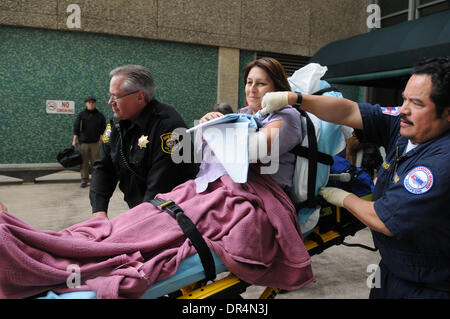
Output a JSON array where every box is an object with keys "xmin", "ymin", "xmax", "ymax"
[{"xmin": 0, "ymin": 171, "xmax": 380, "ymax": 299}]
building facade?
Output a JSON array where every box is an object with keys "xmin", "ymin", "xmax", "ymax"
[{"xmin": 1, "ymin": 1, "xmax": 368, "ymax": 163}]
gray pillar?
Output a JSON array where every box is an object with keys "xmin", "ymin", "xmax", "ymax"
[{"xmin": 217, "ymin": 47, "xmax": 240, "ymax": 112}]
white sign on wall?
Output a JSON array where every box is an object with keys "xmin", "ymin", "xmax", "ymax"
[{"xmin": 46, "ymin": 100, "xmax": 75, "ymax": 114}]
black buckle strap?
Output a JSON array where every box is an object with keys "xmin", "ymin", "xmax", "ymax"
[
  {"xmin": 290, "ymin": 144, "xmax": 334, "ymax": 166},
  {"xmin": 291, "ymin": 110, "xmax": 334, "ymax": 208},
  {"xmin": 150, "ymin": 198, "xmax": 216, "ymax": 283}
]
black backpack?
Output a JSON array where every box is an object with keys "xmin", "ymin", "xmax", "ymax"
[{"xmin": 56, "ymin": 145, "xmax": 82, "ymax": 168}]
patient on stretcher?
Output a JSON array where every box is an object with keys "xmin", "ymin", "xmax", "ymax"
[{"xmin": 0, "ymin": 57, "xmax": 315, "ymax": 299}]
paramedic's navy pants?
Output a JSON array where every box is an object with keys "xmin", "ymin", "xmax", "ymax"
[{"xmin": 369, "ymin": 262, "xmax": 450, "ymax": 299}]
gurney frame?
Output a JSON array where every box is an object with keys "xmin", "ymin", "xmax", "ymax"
[{"xmin": 168, "ymin": 195, "xmax": 372, "ymax": 299}]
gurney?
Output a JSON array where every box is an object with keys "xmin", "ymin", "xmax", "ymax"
[
  {"xmin": 38, "ymin": 97, "xmax": 374, "ymax": 300},
  {"xmin": 39, "ymin": 205, "xmax": 370, "ymax": 299},
  {"xmin": 38, "ymin": 182, "xmax": 371, "ymax": 300},
  {"xmin": 36, "ymin": 66, "xmax": 375, "ymax": 300}
]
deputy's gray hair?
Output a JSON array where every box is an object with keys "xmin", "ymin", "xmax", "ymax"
[{"xmin": 110, "ymin": 64, "xmax": 156, "ymax": 102}]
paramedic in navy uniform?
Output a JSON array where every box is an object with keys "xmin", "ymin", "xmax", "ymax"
[
  {"xmin": 260, "ymin": 57, "xmax": 450, "ymax": 298},
  {"xmin": 90, "ymin": 65, "xmax": 198, "ymax": 219}
]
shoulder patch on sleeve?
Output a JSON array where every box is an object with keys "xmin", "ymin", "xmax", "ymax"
[
  {"xmin": 160, "ymin": 132, "xmax": 180, "ymax": 154},
  {"xmin": 381, "ymin": 106, "xmax": 401, "ymax": 116},
  {"xmin": 403, "ymin": 166, "xmax": 434, "ymax": 194}
]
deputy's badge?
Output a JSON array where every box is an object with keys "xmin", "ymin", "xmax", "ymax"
[
  {"xmin": 403, "ymin": 166, "xmax": 434, "ymax": 194},
  {"xmin": 138, "ymin": 135, "xmax": 150, "ymax": 149},
  {"xmin": 102, "ymin": 123, "xmax": 112, "ymax": 144},
  {"xmin": 160, "ymin": 132, "xmax": 180, "ymax": 154},
  {"xmin": 381, "ymin": 106, "xmax": 401, "ymax": 116}
]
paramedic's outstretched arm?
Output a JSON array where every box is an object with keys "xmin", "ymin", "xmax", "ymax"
[
  {"xmin": 320, "ymin": 187, "xmax": 392, "ymax": 236},
  {"xmin": 262, "ymin": 92, "xmax": 364, "ymax": 130}
]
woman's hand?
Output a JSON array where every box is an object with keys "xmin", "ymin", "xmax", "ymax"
[{"xmin": 200, "ymin": 112, "xmax": 224, "ymax": 123}]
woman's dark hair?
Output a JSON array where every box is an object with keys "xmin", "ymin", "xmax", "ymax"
[
  {"xmin": 243, "ymin": 57, "xmax": 291, "ymax": 92},
  {"xmin": 413, "ymin": 56, "xmax": 450, "ymax": 118}
]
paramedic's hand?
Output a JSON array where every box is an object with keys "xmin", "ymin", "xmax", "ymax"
[
  {"xmin": 261, "ymin": 92, "xmax": 289, "ymax": 116},
  {"xmin": 92, "ymin": 211, "xmax": 108, "ymax": 219},
  {"xmin": 0, "ymin": 201, "xmax": 8, "ymax": 213},
  {"xmin": 319, "ymin": 187, "xmax": 352, "ymax": 207}
]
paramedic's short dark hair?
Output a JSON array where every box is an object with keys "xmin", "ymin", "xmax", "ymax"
[
  {"xmin": 243, "ymin": 57, "xmax": 291, "ymax": 92},
  {"xmin": 413, "ymin": 56, "xmax": 450, "ymax": 117}
]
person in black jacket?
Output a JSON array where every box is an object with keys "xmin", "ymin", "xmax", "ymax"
[
  {"xmin": 73, "ymin": 96, "xmax": 106, "ymax": 188},
  {"xmin": 90, "ymin": 65, "xmax": 199, "ymax": 218}
]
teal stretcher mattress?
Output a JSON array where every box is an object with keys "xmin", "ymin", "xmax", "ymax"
[{"xmin": 38, "ymin": 252, "xmax": 227, "ymax": 299}]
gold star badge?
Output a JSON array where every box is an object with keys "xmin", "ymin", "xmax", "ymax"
[{"xmin": 138, "ymin": 135, "xmax": 149, "ymax": 149}]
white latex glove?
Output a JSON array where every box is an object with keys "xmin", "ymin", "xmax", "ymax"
[
  {"xmin": 261, "ymin": 91, "xmax": 289, "ymax": 116},
  {"xmin": 319, "ymin": 187, "xmax": 352, "ymax": 207}
]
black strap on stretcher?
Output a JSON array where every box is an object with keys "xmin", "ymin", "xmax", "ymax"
[
  {"xmin": 149, "ymin": 198, "xmax": 216, "ymax": 283},
  {"xmin": 290, "ymin": 87, "xmax": 338, "ymax": 209}
]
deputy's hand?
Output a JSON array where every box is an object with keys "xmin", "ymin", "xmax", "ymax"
[
  {"xmin": 319, "ymin": 187, "xmax": 352, "ymax": 207},
  {"xmin": 200, "ymin": 112, "xmax": 224, "ymax": 123},
  {"xmin": 92, "ymin": 211, "xmax": 108, "ymax": 219},
  {"xmin": 261, "ymin": 92, "xmax": 289, "ymax": 116},
  {"xmin": 0, "ymin": 202, "xmax": 8, "ymax": 213}
]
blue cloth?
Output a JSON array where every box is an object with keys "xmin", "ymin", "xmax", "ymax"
[
  {"xmin": 357, "ymin": 102, "xmax": 450, "ymax": 298},
  {"xmin": 330, "ymin": 155, "xmax": 374, "ymax": 197},
  {"xmin": 202, "ymin": 113, "xmax": 262, "ymax": 130}
]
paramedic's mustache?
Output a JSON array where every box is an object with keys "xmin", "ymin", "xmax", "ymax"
[{"xmin": 400, "ymin": 114, "xmax": 413, "ymax": 125}]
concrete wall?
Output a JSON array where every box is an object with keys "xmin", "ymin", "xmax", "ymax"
[
  {"xmin": 0, "ymin": 26, "xmax": 224, "ymax": 163},
  {"xmin": 0, "ymin": 1, "xmax": 368, "ymax": 163},
  {"xmin": 0, "ymin": 0, "xmax": 367, "ymax": 57}
]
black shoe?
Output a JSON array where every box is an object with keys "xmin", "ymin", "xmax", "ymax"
[{"xmin": 80, "ymin": 182, "xmax": 87, "ymax": 188}]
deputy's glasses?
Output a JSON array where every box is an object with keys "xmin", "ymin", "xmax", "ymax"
[{"xmin": 108, "ymin": 90, "xmax": 139, "ymax": 104}]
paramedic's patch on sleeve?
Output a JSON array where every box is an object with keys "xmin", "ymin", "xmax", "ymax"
[
  {"xmin": 160, "ymin": 132, "xmax": 180, "ymax": 154},
  {"xmin": 403, "ymin": 166, "xmax": 434, "ymax": 194},
  {"xmin": 381, "ymin": 106, "xmax": 401, "ymax": 116},
  {"xmin": 102, "ymin": 123, "xmax": 112, "ymax": 143}
]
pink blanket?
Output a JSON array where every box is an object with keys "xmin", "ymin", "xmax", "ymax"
[{"xmin": 0, "ymin": 171, "xmax": 314, "ymax": 298}]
